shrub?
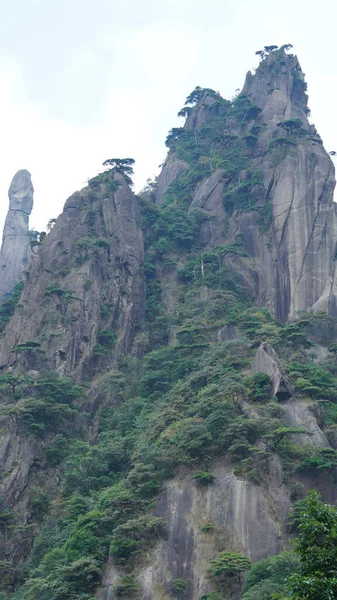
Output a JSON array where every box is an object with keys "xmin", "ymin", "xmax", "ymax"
[
  {"xmin": 172, "ymin": 578, "xmax": 188, "ymax": 592},
  {"xmin": 110, "ymin": 516, "xmax": 166, "ymax": 563},
  {"xmin": 113, "ymin": 574, "xmax": 139, "ymax": 597},
  {"xmin": 206, "ymin": 551, "xmax": 252, "ymax": 591},
  {"xmin": 191, "ymin": 471, "xmax": 215, "ymax": 485},
  {"xmin": 29, "ymin": 488, "xmax": 50, "ymax": 523},
  {"xmin": 244, "ymin": 372, "xmax": 273, "ymax": 402}
]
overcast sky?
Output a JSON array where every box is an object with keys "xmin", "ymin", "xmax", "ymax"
[{"xmin": 0, "ymin": 0, "xmax": 336, "ymax": 232}]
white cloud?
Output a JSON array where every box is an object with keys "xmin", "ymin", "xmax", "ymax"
[{"xmin": 0, "ymin": 0, "xmax": 336, "ymax": 237}]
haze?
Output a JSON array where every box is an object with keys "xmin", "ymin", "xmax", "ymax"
[{"xmin": 0, "ymin": 0, "xmax": 336, "ymax": 232}]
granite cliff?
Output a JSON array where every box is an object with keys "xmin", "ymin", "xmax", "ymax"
[
  {"xmin": 0, "ymin": 170, "xmax": 34, "ymax": 303},
  {"xmin": 157, "ymin": 47, "xmax": 336, "ymax": 322},
  {"xmin": 0, "ymin": 46, "xmax": 337, "ymax": 600}
]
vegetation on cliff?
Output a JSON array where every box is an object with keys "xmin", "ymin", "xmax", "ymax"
[{"xmin": 0, "ymin": 45, "xmax": 337, "ymax": 600}]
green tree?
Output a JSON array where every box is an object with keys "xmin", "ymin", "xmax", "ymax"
[
  {"xmin": 206, "ymin": 551, "xmax": 252, "ymax": 596},
  {"xmin": 102, "ymin": 158, "xmax": 135, "ymax": 177},
  {"xmin": 277, "ymin": 118, "xmax": 304, "ymax": 136},
  {"xmin": 245, "ymin": 372, "xmax": 273, "ymax": 402},
  {"xmin": 288, "ymin": 490, "xmax": 337, "ymax": 600},
  {"xmin": 243, "ymin": 551, "xmax": 299, "ymax": 600}
]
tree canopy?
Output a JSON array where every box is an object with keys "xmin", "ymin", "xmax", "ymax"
[
  {"xmin": 102, "ymin": 158, "xmax": 135, "ymax": 176},
  {"xmin": 288, "ymin": 490, "xmax": 337, "ymax": 600}
]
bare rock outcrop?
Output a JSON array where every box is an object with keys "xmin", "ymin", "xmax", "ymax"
[
  {"xmin": 0, "ymin": 170, "xmax": 34, "ymax": 302},
  {"xmin": 0, "ymin": 169, "xmax": 144, "ymax": 559},
  {"xmin": 251, "ymin": 342, "xmax": 293, "ymax": 400},
  {"xmin": 0, "ymin": 170, "xmax": 144, "ymax": 379},
  {"xmin": 99, "ymin": 461, "xmax": 289, "ymax": 600},
  {"xmin": 155, "ymin": 153, "xmax": 189, "ymax": 205},
  {"xmin": 237, "ymin": 51, "xmax": 336, "ymax": 320},
  {"xmin": 158, "ymin": 48, "xmax": 337, "ymax": 322}
]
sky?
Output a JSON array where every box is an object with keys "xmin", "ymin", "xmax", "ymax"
[{"xmin": 0, "ymin": 0, "xmax": 336, "ymax": 232}]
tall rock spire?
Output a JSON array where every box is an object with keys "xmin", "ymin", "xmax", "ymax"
[
  {"xmin": 0, "ymin": 170, "xmax": 34, "ymax": 302},
  {"xmin": 155, "ymin": 47, "xmax": 337, "ymax": 321}
]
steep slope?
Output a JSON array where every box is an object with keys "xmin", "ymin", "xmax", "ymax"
[
  {"xmin": 0, "ymin": 168, "xmax": 144, "ymax": 573},
  {"xmin": 157, "ymin": 47, "xmax": 336, "ymax": 322},
  {"xmin": 0, "ymin": 170, "xmax": 34, "ymax": 303},
  {"xmin": 1, "ymin": 46, "xmax": 337, "ymax": 600}
]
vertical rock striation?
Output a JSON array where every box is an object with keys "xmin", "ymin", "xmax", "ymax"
[
  {"xmin": 156, "ymin": 48, "xmax": 337, "ymax": 322},
  {"xmin": 0, "ymin": 170, "xmax": 34, "ymax": 302}
]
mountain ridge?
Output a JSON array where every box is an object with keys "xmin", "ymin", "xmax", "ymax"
[{"xmin": 0, "ymin": 45, "xmax": 337, "ymax": 600}]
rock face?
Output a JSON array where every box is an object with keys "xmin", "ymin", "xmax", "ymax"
[
  {"xmin": 100, "ymin": 460, "xmax": 289, "ymax": 600},
  {"xmin": 158, "ymin": 48, "xmax": 337, "ymax": 322},
  {"xmin": 0, "ymin": 171, "xmax": 144, "ymax": 379},
  {"xmin": 2, "ymin": 49, "xmax": 337, "ymax": 600},
  {"xmin": 0, "ymin": 170, "xmax": 34, "ymax": 302},
  {"xmin": 155, "ymin": 152, "xmax": 189, "ymax": 205},
  {"xmin": 0, "ymin": 170, "xmax": 144, "ymax": 564},
  {"xmin": 251, "ymin": 342, "xmax": 293, "ymax": 400}
]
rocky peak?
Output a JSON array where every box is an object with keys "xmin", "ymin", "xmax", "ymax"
[
  {"xmin": 242, "ymin": 48, "xmax": 309, "ymax": 125},
  {"xmin": 154, "ymin": 46, "xmax": 337, "ymax": 322},
  {"xmin": 8, "ymin": 169, "xmax": 34, "ymax": 214},
  {"xmin": 0, "ymin": 170, "xmax": 34, "ymax": 302}
]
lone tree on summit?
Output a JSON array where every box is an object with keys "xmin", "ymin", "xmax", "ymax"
[
  {"xmin": 102, "ymin": 158, "xmax": 135, "ymax": 177},
  {"xmin": 277, "ymin": 118, "xmax": 304, "ymax": 136}
]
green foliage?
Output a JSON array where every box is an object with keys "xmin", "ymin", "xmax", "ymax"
[
  {"xmin": 3, "ymin": 376, "xmax": 82, "ymax": 435},
  {"xmin": 102, "ymin": 157, "xmax": 135, "ymax": 182},
  {"xmin": 63, "ymin": 432, "xmax": 128, "ymax": 495},
  {"xmin": 12, "ymin": 340, "xmax": 45, "ymax": 367},
  {"xmin": 222, "ymin": 168, "xmax": 263, "ymax": 213},
  {"xmin": 287, "ymin": 490, "xmax": 337, "ymax": 600},
  {"xmin": 206, "ymin": 551, "xmax": 252, "ymax": 589},
  {"xmin": 75, "ymin": 235, "xmax": 110, "ymax": 262},
  {"xmin": 21, "ymin": 556, "xmax": 101, "ymax": 600},
  {"xmin": 191, "ymin": 471, "xmax": 215, "ymax": 485},
  {"xmin": 0, "ymin": 509, "xmax": 15, "ymax": 526},
  {"xmin": 184, "ymin": 86, "xmax": 221, "ymax": 106},
  {"xmin": 172, "ymin": 578, "xmax": 188, "ymax": 592},
  {"xmin": 10, "ymin": 79, "xmax": 337, "ymax": 600},
  {"xmin": 113, "ymin": 574, "xmax": 139, "ymax": 597},
  {"xmin": 65, "ymin": 509, "xmax": 109, "ymax": 562},
  {"xmin": 243, "ymin": 551, "xmax": 300, "ymax": 600},
  {"xmin": 97, "ymin": 329, "xmax": 117, "ymax": 347},
  {"xmin": 44, "ymin": 434, "xmax": 69, "ymax": 466},
  {"xmin": 110, "ymin": 516, "xmax": 166, "ymax": 563},
  {"xmin": 276, "ymin": 117, "xmax": 304, "ymax": 136},
  {"xmin": 0, "ymin": 281, "xmax": 24, "ymax": 334},
  {"xmin": 269, "ymin": 137, "xmax": 298, "ymax": 149},
  {"xmin": 231, "ymin": 94, "xmax": 261, "ymax": 123},
  {"xmin": 244, "ymin": 372, "xmax": 273, "ymax": 402},
  {"xmin": 29, "ymin": 489, "xmax": 50, "ymax": 523},
  {"xmin": 200, "ymin": 522, "xmax": 215, "ymax": 533},
  {"xmin": 287, "ymin": 361, "xmax": 337, "ymax": 400},
  {"xmin": 297, "ymin": 447, "xmax": 337, "ymax": 472}
]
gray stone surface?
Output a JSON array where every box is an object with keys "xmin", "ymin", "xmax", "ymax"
[
  {"xmin": 99, "ymin": 460, "xmax": 289, "ymax": 600},
  {"xmin": 3, "ymin": 49, "xmax": 337, "ymax": 597},
  {"xmin": 251, "ymin": 342, "xmax": 293, "ymax": 400},
  {"xmin": 155, "ymin": 152, "xmax": 189, "ymax": 205},
  {"xmin": 165, "ymin": 49, "xmax": 337, "ymax": 322},
  {"xmin": 0, "ymin": 170, "xmax": 34, "ymax": 302},
  {"xmin": 0, "ymin": 170, "xmax": 144, "ymax": 563}
]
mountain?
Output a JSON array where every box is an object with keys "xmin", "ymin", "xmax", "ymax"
[
  {"xmin": 0, "ymin": 45, "xmax": 337, "ymax": 600},
  {"xmin": 0, "ymin": 170, "xmax": 34, "ymax": 303}
]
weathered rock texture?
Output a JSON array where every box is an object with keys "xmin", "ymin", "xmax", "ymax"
[
  {"xmin": 100, "ymin": 461, "xmax": 287, "ymax": 599},
  {"xmin": 0, "ymin": 169, "xmax": 144, "ymax": 563},
  {"xmin": 0, "ymin": 170, "xmax": 34, "ymax": 302},
  {"xmin": 156, "ymin": 49, "xmax": 337, "ymax": 322},
  {"xmin": 0, "ymin": 171, "xmax": 144, "ymax": 379},
  {"xmin": 2, "ymin": 49, "xmax": 337, "ymax": 600},
  {"xmin": 251, "ymin": 342, "xmax": 293, "ymax": 400}
]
